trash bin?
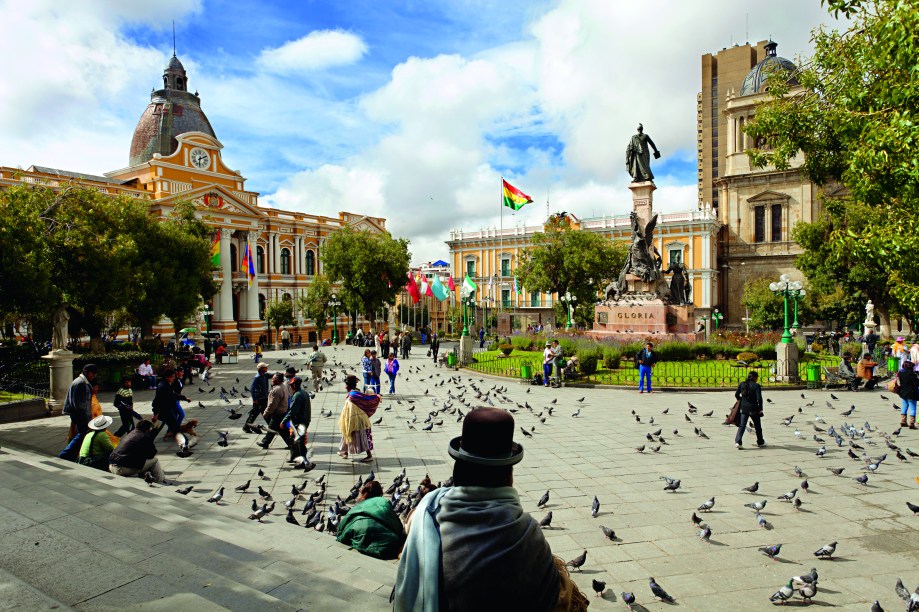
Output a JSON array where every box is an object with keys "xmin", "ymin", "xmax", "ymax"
[
  {"xmin": 889, "ymin": 357, "xmax": 900, "ymax": 373},
  {"xmin": 521, "ymin": 363, "xmax": 532, "ymax": 380},
  {"xmin": 447, "ymin": 353, "xmax": 457, "ymax": 367},
  {"xmin": 806, "ymin": 364, "xmax": 820, "ymax": 389}
]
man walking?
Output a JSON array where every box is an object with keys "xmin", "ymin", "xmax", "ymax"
[
  {"xmin": 59, "ymin": 364, "xmax": 97, "ymax": 459},
  {"xmin": 281, "ymin": 328, "xmax": 291, "ymax": 350},
  {"xmin": 430, "ymin": 332, "xmax": 440, "ymax": 364},
  {"xmin": 401, "ymin": 332, "xmax": 411, "ymax": 359},
  {"xmin": 245, "ymin": 362, "xmax": 270, "ymax": 433},
  {"xmin": 307, "ymin": 344, "xmax": 327, "ymax": 393},
  {"xmin": 257, "ymin": 373, "xmax": 289, "ymax": 449},
  {"xmin": 635, "ymin": 341, "xmax": 658, "ymax": 393},
  {"xmin": 279, "ymin": 376, "xmax": 312, "ymax": 466}
]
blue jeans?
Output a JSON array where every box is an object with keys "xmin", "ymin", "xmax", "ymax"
[
  {"xmin": 363, "ymin": 372, "xmax": 372, "ymax": 392},
  {"xmin": 901, "ymin": 398, "xmax": 917, "ymax": 417},
  {"xmin": 638, "ymin": 365, "xmax": 652, "ymax": 392},
  {"xmin": 543, "ymin": 364, "xmax": 552, "ymax": 385},
  {"xmin": 387, "ymin": 373, "xmax": 397, "ymax": 394},
  {"xmin": 371, "ymin": 375, "xmax": 381, "ymax": 394}
]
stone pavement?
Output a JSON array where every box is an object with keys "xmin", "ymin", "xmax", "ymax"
[{"xmin": 1, "ymin": 344, "xmax": 918, "ymax": 610}]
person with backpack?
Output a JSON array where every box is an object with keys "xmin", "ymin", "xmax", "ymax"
[
  {"xmin": 635, "ymin": 342, "xmax": 659, "ymax": 393},
  {"xmin": 734, "ymin": 371, "xmax": 765, "ymax": 449}
]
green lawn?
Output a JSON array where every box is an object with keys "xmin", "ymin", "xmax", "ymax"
[
  {"xmin": 467, "ymin": 350, "xmax": 839, "ymax": 388},
  {"xmin": 0, "ymin": 390, "xmax": 39, "ymax": 403}
]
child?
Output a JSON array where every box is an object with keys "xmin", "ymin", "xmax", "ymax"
[
  {"xmin": 113, "ymin": 378, "xmax": 142, "ymax": 437},
  {"xmin": 253, "ymin": 343, "xmax": 263, "ymax": 364}
]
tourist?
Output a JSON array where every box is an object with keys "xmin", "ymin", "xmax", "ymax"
[
  {"xmin": 393, "ymin": 407, "xmax": 588, "ymax": 610},
  {"xmin": 281, "ymin": 327, "xmax": 291, "ymax": 350},
  {"xmin": 542, "ymin": 341, "xmax": 554, "ymax": 387},
  {"xmin": 897, "ymin": 360, "xmax": 919, "ymax": 429},
  {"xmin": 137, "ymin": 358, "xmax": 156, "ymax": 389},
  {"xmin": 244, "ymin": 362, "xmax": 270, "ymax": 434},
  {"xmin": 381, "ymin": 334, "xmax": 390, "ymax": 359},
  {"xmin": 856, "ymin": 353, "xmax": 879, "ymax": 390},
  {"xmin": 279, "ymin": 376, "xmax": 312, "ymax": 464},
  {"xmin": 338, "ymin": 374, "xmax": 380, "ymax": 463},
  {"xmin": 551, "ymin": 340, "xmax": 564, "ymax": 386},
  {"xmin": 838, "ymin": 353, "xmax": 859, "ymax": 390},
  {"xmin": 862, "ymin": 328, "xmax": 878, "ymax": 355},
  {"xmin": 478, "ymin": 327, "xmax": 485, "ymax": 349},
  {"xmin": 109, "ymin": 420, "xmax": 168, "ymax": 483},
  {"xmin": 307, "ymin": 344, "xmax": 327, "ymax": 393},
  {"xmin": 402, "ymin": 332, "xmax": 412, "ymax": 359},
  {"xmin": 78, "ymin": 415, "xmax": 116, "ymax": 471},
  {"xmin": 336, "ymin": 480, "xmax": 405, "ymax": 560},
  {"xmin": 370, "ymin": 350, "xmax": 382, "ymax": 394},
  {"xmin": 893, "ymin": 336, "xmax": 909, "ymax": 368},
  {"xmin": 635, "ymin": 341, "xmax": 659, "ymax": 394},
  {"xmin": 734, "ymin": 371, "xmax": 765, "ymax": 449},
  {"xmin": 257, "ymin": 373, "xmax": 289, "ymax": 449},
  {"xmin": 361, "ymin": 349, "xmax": 373, "ymax": 392},
  {"xmin": 384, "ymin": 353, "xmax": 400, "ymax": 394},
  {"xmin": 430, "ymin": 333, "xmax": 440, "ymax": 364},
  {"xmin": 112, "ymin": 378, "xmax": 141, "ymax": 437},
  {"xmin": 59, "ymin": 364, "xmax": 98, "ymax": 460}
]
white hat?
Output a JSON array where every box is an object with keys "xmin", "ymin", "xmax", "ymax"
[{"xmin": 88, "ymin": 415, "xmax": 113, "ymax": 431}]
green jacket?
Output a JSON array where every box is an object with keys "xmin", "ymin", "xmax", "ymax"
[
  {"xmin": 79, "ymin": 430, "xmax": 115, "ymax": 459},
  {"xmin": 336, "ymin": 496, "xmax": 405, "ymax": 560}
]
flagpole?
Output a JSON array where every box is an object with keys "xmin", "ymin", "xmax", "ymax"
[{"xmin": 499, "ymin": 176, "xmax": 503, "ymax": 319}]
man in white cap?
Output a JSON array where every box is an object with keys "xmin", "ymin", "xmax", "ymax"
[{"xmin": 245, "ymin": 362, "xmax": 270, "ymax": 433}]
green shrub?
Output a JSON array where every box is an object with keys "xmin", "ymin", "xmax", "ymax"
[
  {"xmin": 579, "ymin": 353, "xmax": 598, "ymax": 375},
  {"xmin": 72, "ymin": 351, "xmax": 153, "ymax": 368},
  {"xmin": 602, "ymin": 346, "xmax": 622, "ymax": 369},
  {"xmin": 810, "ymin": 342, "xmax": 825, "ymax": 353},
  {"xmin": 737, "ymin": 352, "xmax": 759, "ymax": 363},
  {"xmin": 511, "ymin": 336, "xmax": 535, "ymax": 351},
  {"xmin": 498, "ymin": 343, "xmax": 513, "ymax": 356},
  {"xmin": 841, "ymin": 342, "xmax": 863, "ymax": 358},
  {"xmin": 751, "ymin": 344, "xmax": 777, "ymax": 360}
]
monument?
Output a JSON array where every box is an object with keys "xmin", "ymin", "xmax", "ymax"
[
  {"xmin": 593, "ymin": 125, "xmax": 699, "ymax": 340},
  {"xmin": 42, "ymin": 304, "xmax": 75, "ymax": 415}
]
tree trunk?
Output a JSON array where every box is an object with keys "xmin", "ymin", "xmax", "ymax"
[{"xmin": 876, "ymin": 301, "xmax": 892, "ymax": 338}]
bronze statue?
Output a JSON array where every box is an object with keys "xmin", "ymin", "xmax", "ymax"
[
  {"xmin": 663, "ymin": 258, "xmax": 689, "ymax": 305},
  {"xmin": 607, "ymin": 212, "xmax": 661, "ymax": 299},
  {"xmin": 626, "ymin": 124, "xmax": 661, "ymax": 182}
]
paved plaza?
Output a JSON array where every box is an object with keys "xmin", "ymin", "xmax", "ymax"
[{"xmin": 1, "ymin": 344, "xmax": 918, "ymax": 610}]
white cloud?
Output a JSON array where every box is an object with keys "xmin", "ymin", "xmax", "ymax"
[{"xmin": 257, "ymin": 30, "xmax": 367, "ymax": 73}]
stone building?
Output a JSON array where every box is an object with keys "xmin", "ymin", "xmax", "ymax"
[{"xmin": 0, "ymin": 54, "xmax": 388, "ymax": 344}]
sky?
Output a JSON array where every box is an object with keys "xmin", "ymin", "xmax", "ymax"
[{"xmin": 0, "ymin": 0, "xmax": 844, "ymax": 264}]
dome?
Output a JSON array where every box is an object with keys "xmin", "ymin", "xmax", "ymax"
[
  {"xmin": 128, "ymin": 55, "xmax": 216, "ymax": 167},
  {"xmin": 740, "ymin": 41, "xmax": 798, "ymax": 96}
]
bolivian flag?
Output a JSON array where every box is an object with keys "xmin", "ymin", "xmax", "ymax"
[
  {"xmin": 210, "ymin": 233, "xmax": 220, "ymax": 266},
  {"xmin": 502, "ymin": 179, "xmax": 532, "ymax": 211}
]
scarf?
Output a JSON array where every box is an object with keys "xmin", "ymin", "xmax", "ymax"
[
  {"xmin": 394, "ymin": 486, "xmax": 559, "ymax": 612},
  {"xmin": 338, "ymin": 391, "xmax": 380, "ymax": 439}
]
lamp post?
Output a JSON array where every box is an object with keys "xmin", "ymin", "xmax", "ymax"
[
  {"xmin": 200, "ymin": 304, "xmax": 214, "ymax": 334},
  {"xmin": 712, "ymin": 308, "xmax": 723, "ymax": 331},
  {"xmin": 560, "ymin": 291, "xmax": 577, "ymax": 330},
  {"xmin": 329, "ymin": 293, "xmax": 342, "ymax": 344},
  {"xmin": 791, "ymin": 290, "xmax": 806, "ymax": 330},
  {"xmin": 769, "ymin": 275, "xmax": 805, "ymax": 344},
  {"xmin": 461, "ymin": 295, "xmax": 476, "ymax": 337}
]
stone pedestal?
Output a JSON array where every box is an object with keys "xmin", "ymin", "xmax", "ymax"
[
  {"xmin": 628, "ymin": 181, "xmax": 656, "ymax": 227},
  {"xmin": 775, "ymin": 341, "xmax": 799, "ymax": 383},
  {"xmin": 42, "ymin": 350, "xmax": 74, "ymax": 415},
  {"xmin": 459, "ymin": 336, "xmax": 474, "ymax": 366}
]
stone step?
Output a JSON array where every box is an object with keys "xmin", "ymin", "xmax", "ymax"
[{"xmin": 0, "ymin": 447, "xmax": 396, "ymax": 610}]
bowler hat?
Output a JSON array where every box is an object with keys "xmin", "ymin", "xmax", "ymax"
[{"xmin": 448, "ymin": 407, "xmax": 523, "ymax": 467}]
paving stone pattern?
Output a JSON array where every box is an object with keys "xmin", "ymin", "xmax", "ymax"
[{"xmin": 1, "ymin": 344, "xmax": 918, "ymax": 610}]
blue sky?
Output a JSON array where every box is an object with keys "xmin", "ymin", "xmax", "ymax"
[{"xmin": 0, "ymin": 0, "xmax": 841, "ymax": 263}]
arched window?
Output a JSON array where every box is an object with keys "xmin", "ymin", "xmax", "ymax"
[
  {"xmin": 256, "ymin": 246, "xmax": 265, "ymax": 274},
  {"xmin": 230, "ymin": 244, "xmax": 237, "ymax": 272},
  {"xmin": 258, "ymin": 294, "xmax": 266, "ymax": 320},
  {"xmin": 176, "ymin": 78, "xmax": 184, "ymax": 91},
  {"xmin": 305, "ymin": 250, "xmax": 315, "ymax": 276},
  {"xmin": 280, "ymin": 248, "xmax": 291, "ymax": 275}
]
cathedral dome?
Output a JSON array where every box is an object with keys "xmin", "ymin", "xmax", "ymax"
[
  {"xmin": 128, "ymin": 54, "xmax": 216, "ymax": 167},
  {"xmin": 740, "ymin": 41, "xmax": 798, "ymax": 96}
]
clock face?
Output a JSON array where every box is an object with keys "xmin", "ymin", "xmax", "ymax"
[{"xmin": 190, "ymin": 148, "xmax": 211, "ymax": 169}]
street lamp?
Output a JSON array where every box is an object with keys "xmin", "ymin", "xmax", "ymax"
[
  {"xmin": 200, "ymin": 304, "xmax": 214, "ymax": 334},
  {"xmin": 329, "ymin": 293, "xmax": 342, "ymax": 344},
  {"xmin": 769, "ymin": 275, "xmax": 805, "ymax": 344},
  {"xmin": 712, "ymin": 308, "xmax": 723, "ymax": 331},
  {"xmin": 560, "ymin": 291, "xmax": 577, "ymax": 330},
  {"xmin": 461, "ymin": 294, "xmax": 476, "ymax": 337}
]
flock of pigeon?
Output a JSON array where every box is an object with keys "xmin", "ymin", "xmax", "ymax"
[{"xmin": 152, "ymin": 348, "xmax": 919, "ymax": 609}]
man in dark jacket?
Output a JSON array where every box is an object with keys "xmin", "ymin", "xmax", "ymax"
[
  {"xmin": 734, "ymin": 371, "xmax": 765, "ymax": 449},
  {"xmin": 430, "ymin": 333, "xmax": 440, "ymax": 364},
  {"xmin": 245, "ymin": 362, "xmax": 270, "ymax": 433},
  {"xmin": 279, "ymin": 377, "xmax": 312, "ymax": 465},
  {"xmin": 152, "ymin": 368, "xmax": 180, "ymax": 435},
  {"xmin": 635, "ymin": 342, "xmax": 659, "ymax": 393},
  {"xmin": 109, "ymin": 420, "xmax": 167, "ymax": 483},
  {"xmin": 58, "ymin": 365, "xmax": 98, "ymax": 459}
]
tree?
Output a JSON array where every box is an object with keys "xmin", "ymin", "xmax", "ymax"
[
  {"xmin": 297, "ymin": 274, "xmax": 332, "ymax": 341},
  {"xmin": 264, "ymin": 298, "xmax": 295, "ymax": 347},
  {"xmin": 745, "ymin": 0, "xmax": 919, "ymax": 333},
  {"xmin": 742, "ymin": 277, "xmax": 816, "ymax": 331},
  {"xmin": 321, "ymin": 227, "xmax": 411, "ymax": 328},
  {"xmin": 516, "ymin": 225, "xmax": 627, "ymax": 309}
]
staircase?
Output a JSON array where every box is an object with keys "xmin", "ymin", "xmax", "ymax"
[{"xmin": 0, "ymin": 446, "xmax": 396, "ymax": 610}]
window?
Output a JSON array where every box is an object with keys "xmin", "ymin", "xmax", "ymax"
[
  {"xmin": 669, "ymin": 249, "xmax": 682, "ymax": 266},
  {"xmin": 280, "ymin": 248, "xmax": 291, "ymax": 275},
  {"xmin": 737, "ymin": 117, "xmax": 745, "ymax": 152},
  {"xmin": 501, "ymin": 258, "xmax": 510, "ymax": 277},
  {"xmin": 305, "ymin": 250, "xmax": 315, "ymax": 275},
  {"xmin": 754, "ymin": 206, "xmax": 766, "ymax": 243},
  {"xmin": 530, "ymin": 291, "xmax": 540, "ymax": 307},
  {"xmin": 502, "ymin": 289, "xmax": 511, "ymax": 308},
  {"xmin": 257, "ymin": 246, "xmax": 265, "ymax": 274},
  {"xmin": 230, "ymin": 244, "xmax": 237, "ymax": 272},
  {"xmin": 258, "ymin": 294, "xmax": 266, "ymax": 320},
  {"xmin": 466, "ymin": 260, "xmax": 475, "ymax": 277},
  {"xmin": 771, "ymin": 204, "xmax": 782, "ymax": 242}
]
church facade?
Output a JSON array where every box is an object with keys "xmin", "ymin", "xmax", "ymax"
[{"xmin": 0, "ymin": 55, "xmax": 388, "ymax": 344}]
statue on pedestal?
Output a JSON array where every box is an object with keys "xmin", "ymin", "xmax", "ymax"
[
  {"xmin": 626, "ymin": 124, "xmax": 661, "ymax": 183},
  {"xmin": 864, "ymin": 299, "xmax": 875, "ymax": 325},
  {"xmin": 52, "ymin": 305, "xmax": 70, "ymax": 351},
  {"xmin": 607, "ymin": 212, "xmax": 661, "ymax": 299},
  {"xmin": 663, "ymin": 259, "xmax": 690, "ymax": 305}
]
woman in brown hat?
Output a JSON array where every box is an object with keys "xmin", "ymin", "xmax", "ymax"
[{"xmin": 337, "ymin": 374, "xmax": 380, "ymax": 462}]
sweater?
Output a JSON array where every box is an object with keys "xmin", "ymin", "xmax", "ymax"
[
  {"xmin": 79, "ymin": 430, "xmax": 116, "ymax": 459},
  {"xmin": 735, "ymin": 380, "xmax": 764, "ymax": 414},
  {"xmin": 285, "ymin": 389, "xmax": 311, "ymax": 428},
  {"xmin": 109, "ymin": 429, "xmax": 158, "ymax": 469}
]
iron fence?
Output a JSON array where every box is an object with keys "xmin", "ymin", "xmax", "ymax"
[
  {"xmin": 0, "ymin": 359, "xmax": 50, "ymax": 403},
  {"xmin": 464, "ymin": 353, "xmax": 841, "ymax": 389}
]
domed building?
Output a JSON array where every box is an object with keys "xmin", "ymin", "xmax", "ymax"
[{"xmin": 739, "ymin": 41, "xmax": 799, "ymax": 96}]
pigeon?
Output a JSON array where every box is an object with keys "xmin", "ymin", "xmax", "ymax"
[
  {"xmin": 744, "ymin": 499, "xmax": 767, "ymax": 512},
  {"xmin": 621, "ymin": 591, "xmax": 636, "ymax": 610},
  {"xmin": 207, "ymin": 487, "xmax": 225, "ymax": 503},
  {"xmin": 755, "ymin": 513, "xmax": 768, "ymax": 529},
  {"xmin": 827, "ymin": 467, "xmax": 845, "ymax": 476},
  {"xmin": 854, "ymin": 474, "xmax": 869, "ymax": 485},
  {"xmin": 699, "ymin": 525, "xmax": 712, "ymax": 542},
  {"xmin": 635, "ymin": 444, "xmax": 645, "ymax": 453},
  {"xmin": 698, "ymin": 497, "xmax": 715, "ymax": 512},
  {"xmin": 591, "ymin": 579, "xmax": 606, "ymax": 598},
  {"xmin": 144, "ymin": 472, "xmax": 156, "ymax": 486},
  {"xmin": 649, "ymin": 577, "xmax": 674, "ymax": 603},
  {"xmin": 258, "ymin": 468, "xmax": 270, "ymax": 481},
  {"xmin": 591, "ymin": 496, "xmax": 600, "ymax": 518},
  {"xmin": 813, "ymin": 541, "xmax": 837, "ymax": 559},
  {"xmin": 777, "ymin": 489, "xmax": 797, "ymax": 502},
  {"xmin": 520, "ymin": 427, "xmax": 533, "ymax": 438},
  {"xmin": 759, "ymin": 543, "xmax": 782, "ymax": 560},
  {"xmin": 895, "ymin": 578, "xmax": 911, "ymax": 602},
  {"xmin": 742, "ymin": 481, "xmax": 759, "ymax": 494},
  {"xmin": 235, "ymin": 480, "xmax": 251, "ymax": 492},
  {"xmin": 907, "ymin": 502, "xmax": 919, "ymax": 515},
  {"xmin": 815, "ymin": 446, "xmax": 826, "ymax": 457},
  {"xmin": 566, "ymin": 550, "xmax": 587, "ymax": 571},
  {"xmin": 571, "ymin": 409, "xmax": 580, "ymax": 417},
  {"xmin": 691, "ymin": 512, "xmax": 702, "ymax": 527},
  {"xmin": 769, "ymin": 580, "xmax": 794, "ymax": 603},
  {"xmin": 600, "ymin": 525, "xmax": 616, "ymax": 540},
  {"xmin": 176, "ymin": 485, "xmax": 193, "ymax": 495},
  {"xmin": 663, "ymin": 479, "xmax": 681, "ymax": 492},
  {"xmin": 538, "ymin": 511, "xmax": 553, "ymax": 528},
  {"xmin": 794, "ymin": 466, "xmax": 804, "ymax": 477},
  {"xmin": 258, "ymin": 486, "xmax": 272, "ymax": 500},
  {"xmin": 217, "ymin": 431, "xmax": 229, "ymax": 447},
  {"xmin": 537, "ymin": 491, "xmax": 550, "ymax": 508},
  {"xmin": 249, "ymin": 504, "xmax": 267, "ymax": 522},
  {"xmin": 798, "ymin": 581, "xmax": 818, "ymax": 602}
]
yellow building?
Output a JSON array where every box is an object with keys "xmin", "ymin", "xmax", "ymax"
[
  {"xmin": 0, "ymin": 54, "xmax": 388, "ymax": 344},
  {"xmin": 446, "ymin": 208, "xmax": 720, "ymax": 328}
]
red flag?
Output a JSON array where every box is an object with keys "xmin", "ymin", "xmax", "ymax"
[
  {"xmin": 406, "ymin": 272, "xmax": 421, "ymax": 304},
  {"xmin": 447, "ymin": 276, "xmax": 456, "ymax": 291}
]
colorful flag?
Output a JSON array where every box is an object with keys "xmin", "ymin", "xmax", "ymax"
[
  {"xmin": 418, "ymin": 272, "xmax": 432, "ymax": 297},
  {"xmin": 514, "ymin": 274, "xmax": 522, "ymax": 295},
  {"xmin": 210, "ymin": 233, "xmax": 220, "ymax": 266},
  {"xmin": 447, "ymin": 276, "xmax": 456, "ymax": 291},
  {"xmin": 502, "ymin": 179, "xmax": 533, "ymax": 211},
  {"xmin": 406, "ymin": 271, "xmax": 421, "ymax": 304},
  {"xmin": 241, "ymin": 241, "xmax": 255, "ymax": 288},
  {"xmin": 462, "ymin": 275, "xmax": 477, "ymax": 295},
  {"xmin": 431, "ymin": 276, "xmax": 449, "ymax": 301}
]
